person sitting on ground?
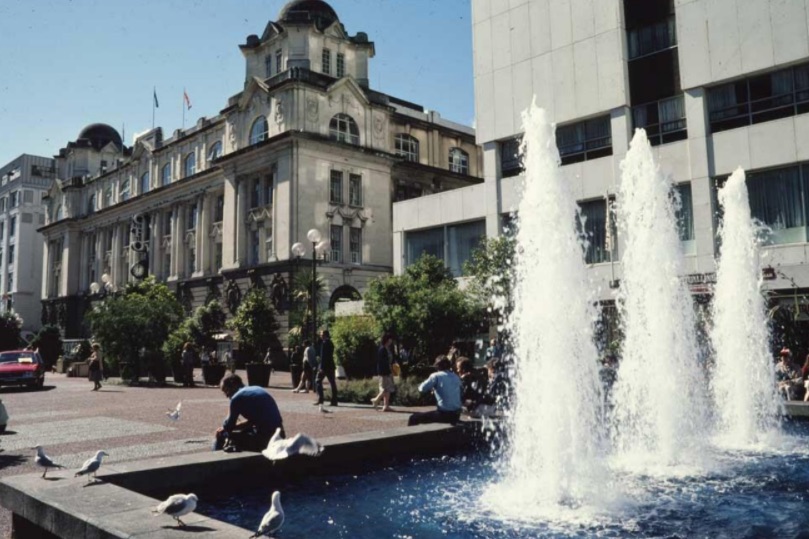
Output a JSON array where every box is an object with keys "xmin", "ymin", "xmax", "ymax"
[
  {"xmin": 213, "ymin": 373, "xmax": 284, "ymax": 452},
  {"xmin": 408, "ymin": 355, "xmax": 463, "ymax": 427},
  {"xmin": 776, "ymin": 348, "xmax": 802, "ymax": 400}
]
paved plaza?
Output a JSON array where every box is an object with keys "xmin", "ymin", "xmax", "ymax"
[{"xmin": 0, "ymin": 371, "xmax": 423, "ymax": 537}]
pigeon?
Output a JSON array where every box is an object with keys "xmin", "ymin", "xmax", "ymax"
[
  {"xmin": 250, "ymin": 491, "xmax": 284, "ymax": 537},
  {"xmin": 262, "ymin": 428, "xmax": 323, "ymax": 461},
  {"xmin": 74, "ymin": 450, "xmax": 109, "ymax": 482},
  {"xmin": 318, "ymin": 404, "xmax": 332, "ymax": 414},
  {"xmin": 33, "ymin": 445, "xmax": 63, "ymax": 478},
  {"xmin": 152, "ymin": 493, "xmax": 198, "ymax": 527},
  {"xmin": 166, "ymin": 401, "xmax": 182, "ymax": 421}
]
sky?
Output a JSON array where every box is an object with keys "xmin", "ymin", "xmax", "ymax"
[{"xmin": 0, "ymin": 0, "xmax": 474, "ymax": 165}]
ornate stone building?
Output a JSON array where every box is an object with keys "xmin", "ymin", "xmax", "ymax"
[{"xmin": 40, "ymin": 0, "xmax": 482, "ymax": 338}]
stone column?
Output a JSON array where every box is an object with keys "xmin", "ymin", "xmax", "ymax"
[
  {"xmin": 78, "ymin": 233, "xmax": 88, "ymax": 291},
  {"xmin": 221, "ymin": 169, "xmax": 240, "ymax": 269},
  {"xmin": 169, "ymin": 207, "xmax": 179, "ymax": 280},
  {"xmin": 110, "ymin": 225, "xmax": 120, "ymax": 286},
  {"xmin": 149, "ymin": 212, "xmax": 160, "ymax": 279},
  {"xmin": 41, "ymin": 239, "xmax": 51, "ymax": 299},
  {"xmin": 198, "ymin": 193, "xmax": 210, "ymax": 275},
  {"xmin": 236, "ymin": 178, "xmax": 248, "ymax": 266}
]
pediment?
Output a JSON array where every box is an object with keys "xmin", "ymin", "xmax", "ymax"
[
  {"xmin": 261, "ymin": 21, "xmax": 284, "ymax": 42},
  {"xmin": 323, "ymin": 21, "xmax": 347, "ymax": 39},
  {"xmin": 326, "ymin": 77, "xmax": 370, "ymax": 107},
  {"xmin": 130, "ymin": 140, "xmax": 154, "ymax": 161},
  {"xmin": 237, "ymin": 77, "xmax": 271, "ymax": 111}
]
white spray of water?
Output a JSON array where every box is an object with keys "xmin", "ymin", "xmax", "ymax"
[
  {"xmin": 711, "ymin": 167, "xmax": 780, "ymax": 446},
  {"xmin": 611, "ymin": 130, "xmax": 710, "ymax": 468},
  {"xmin": 491, "ymin": 103, "xmax": 607, "ymax": 511}
]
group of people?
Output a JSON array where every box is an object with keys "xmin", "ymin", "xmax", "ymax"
[
  {"xmin": 775, "ymin": 348, "xmax": 809, "ymax": 401},
  {"xmin": 290, "ymin": 330, "xmax": 338, "ymax": 407}
]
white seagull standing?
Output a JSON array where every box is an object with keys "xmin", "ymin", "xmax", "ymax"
[
  {"xmin": 166, "ymin": 401, "xmax": 182, "ymax": 421},
  {"xmin": 250, "ymin": 491, "xmax": 284, "ymax": 537},
  {"xmin": 262, "ymin": 428, "xmax": 323, "ymax": 461},
  {"xmin": 74, "ymin": 450, "xmax": 109, "ymax": 482},
  {"xmin": 152, "ymin": 493, "xmax": 198, "ymax": 527},
  {"xmin": 33, "ymin": 445, "xmax": 63, "ymax": 478}
]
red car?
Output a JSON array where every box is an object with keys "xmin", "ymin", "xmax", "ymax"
[{"xmin": 0, "ymin": 350, "xmax": 45, "ymax": 389}]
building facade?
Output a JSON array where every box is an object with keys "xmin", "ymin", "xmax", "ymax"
[
  {"xmin": 40, "ymin": 0, "xmax": 482, "ymax": 339},
  {"xmin": 0, "ymin": 154, "xmax": 54, "ymax": 337},
  {"xmin": 394, "ymin": 0, "xmax": 809, "ymax": 348}
]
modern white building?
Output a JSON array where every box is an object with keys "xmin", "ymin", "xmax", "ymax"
[
  {"xmin": 0, "ymin": 154, "xmax": 54, "ymax": 337},
  {"xmin": 393, "ymin": 0, "xmax": 809, "ymax": 348},
  {"xmin": 40, "ymin": 0, "xmax": 482, "ymax": 340}
]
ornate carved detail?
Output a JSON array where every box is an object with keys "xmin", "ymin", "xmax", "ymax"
[
  {"xmin": 306, "ymin": 96, "xmax": 319, "ymax": 123},
  {"xmin": 325, "ymin": 206, "xmax": 370, "ymax": 223},
  {"xmin": 247, "ymin": 270, "xmax": 265, "ymax": 291},
  {"xmin": 225, "ymin": 278, "xmax": 242, "ymax": 314},
  {"xmin": 226, "ymin": 114, "xmax": 240, "ymax": 152},
  {"xmin": 269, "ymin": 273, "xmax": 289, "ymax": 314},
  {"xmin": 373, "ymin": 112, "xmax": 386, "ymax": 138},
  {"xmin": 274, "ymin": 93, "xmax": 285, "ymax": 125},
  {"xmin": 247, "ymin": 205, "xmax": 273, "ymax": 224},
  {"xmin": 162, "ymin": 235, "xmax": 172, "ymax": 249},
  {"xmin": 184, "ymin": 230, "xmax": 196, "ymax": 245}
]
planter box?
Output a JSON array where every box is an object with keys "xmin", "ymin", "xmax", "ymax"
[
  {"xmin": 246, "ymin": 363, "xmax": 271, "ymax": 387},
  {"xmin": 203, "ymin": 364, "xmax": 227, "ymax": 386}
]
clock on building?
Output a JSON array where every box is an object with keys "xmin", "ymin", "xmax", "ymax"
[{"xmin": 130, "ymin": 261, "xmax": 148, "ymax": 280}]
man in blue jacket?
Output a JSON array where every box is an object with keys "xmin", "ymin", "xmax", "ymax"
[{"xmin": 213, "ymin": 373, "xmax": 284, "ymax": 452}]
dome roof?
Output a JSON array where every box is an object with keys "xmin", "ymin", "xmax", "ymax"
[
  {"xmin": 278, "ymin": 0, "xmax": 339, "ymax": 28},
  {"xmin": 77, "ymin": 123, "xmax": 123, "ymax": 150}
]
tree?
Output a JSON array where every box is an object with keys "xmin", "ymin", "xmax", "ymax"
[
  {"xmin": 31, "ymin": 325, "xmax": 62, "ymax": 369},
  {"xmin": 163, "ymin": 300, "xmax": 227, "ymax": 363},
  {"xmin": 331, "ymin": 315, "xmax": 379, "ymax": 378},
  {"xmin": 288, "ymin": 270, "xmax": 328, "ymax": 347},
  {"xmin": 0, "ymin": 312, "xmax": 22, "ymax": 352},
  {"xmin": 364, "ymin": 255, "xmax": 482, "ymax": 363},
  {"xmin": 86, "ymin": 277, "xmax": 184, "ymax": 377},
  {"xmin": 227, "ymin": 288, "xmax": 281, "ymax": 363},
  {"xmin": 464, "ymin": 235, "xmax": 516, "ymax": 328}
]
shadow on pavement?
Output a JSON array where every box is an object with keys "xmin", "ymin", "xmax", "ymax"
[
  {"xmin": 0, "ymin": 385, "xmax": 56, "ymax": 394},
  {"xmin": 0, "ymin": 454, "xmax": 26, "ymax": 471}
]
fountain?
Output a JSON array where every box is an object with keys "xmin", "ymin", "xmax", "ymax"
[{"xmin": 711, "ymin": 167, "xmax": 780, "ymax": 445}]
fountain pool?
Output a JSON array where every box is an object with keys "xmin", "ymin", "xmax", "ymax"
[{"xmin": 203, "ymin": 422, "xmax": 809, "ymax": 538}]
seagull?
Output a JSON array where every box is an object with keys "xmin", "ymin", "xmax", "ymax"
[
  {"xmin": 166, "ymin": 401, "xmax": 182, "ymax": 421},
  {"xmin": 33, "ymin": 445, "xmax": 63, "ymax": 478},
  {"xmin": 262, "ymin": 428, "xmax": 323, "ymax": 461},
  {"xmin": 318, "ymin": 404, "xmax": 332, "ymax": 414},
  {"xmin": 250, "ymin": 491, "xmax": 284, "ymax": 537},
  {"xmin": 152, "ymin": 493, "xmax": 198, "ymax": 527},
  {"xmin": 74, "ymin": 450, "xmax": 109, "ymax": 482}
]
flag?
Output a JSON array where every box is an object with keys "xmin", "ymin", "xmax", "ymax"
[
  {"xmin": 184, "ymin": 90, "xmax": 192, "ymax": 110},
  {"xmin": 153, "ymin": 88, "xmax": 159, "ymax": 108}
]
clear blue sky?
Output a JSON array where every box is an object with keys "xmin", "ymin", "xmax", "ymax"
[{"xmin": 0, "ymin": 0, "xmax": 473, "ymax": 165}]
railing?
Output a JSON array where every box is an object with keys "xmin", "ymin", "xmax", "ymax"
[
  {"xmin": 558, "ymin": 136, "xmax": 612, "ymax": 164},
  {"xmin": 632, "ymin": 95, "xmax": 688, "ymax": 146}
]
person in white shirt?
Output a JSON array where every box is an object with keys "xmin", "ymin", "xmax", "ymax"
[{"xmin": 408, "ymin": 355, "xmax": 463, "ymax": 426}]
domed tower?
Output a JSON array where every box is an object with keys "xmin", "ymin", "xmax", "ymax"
[
  {"xmin": 239, "ymin": 0, "xmax": 374, "ymax": 87},
  {"xmin": 76, "ymin": 123, "xmax": 123, "ymax": 151}
]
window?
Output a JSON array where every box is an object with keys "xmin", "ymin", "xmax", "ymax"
[
  {"xmin": 632, "ymin": 94, "xmax": 687, "ymax": 146},
  {"xmin": 330, "ymin": 170, "xmax": 343, "ymax": 203},
  {"xmin": 207, "ymin": 141, "xmax": 222, "ymax": 162},
  {"xmin": 675, "ymin": 183, "xmax": 695, "ymax": 242},
  {"xmin": 104, "ymin": 186, "xmax": 113, "ymax": 207},
  {"xmin": 10, "ymin": 191, "xmax": 19, "ymax": 208},
  {"xmin": 322, "ymin": 48, "xmax": 331, "ymax": 75},
  {"xmin": 187, "ymin": 204, "xmax": 198, "ymax": 231},
  {"xmin": 163, "ymin": 251, "xmax": 171, "ymax": 278},
  {"xmin": 120, "ymin": 179, "xmax": 130, "ymax": 202},
  {"xmin": 250, "ymin": 229, "xmax": 260, "ymax": 266},
  {"xmin": 708, "ymin": 63, "xmax": 809, "ymax": 133},
  {"xmin": 395, "ymin": 134, "xmax": 419, "ymax": 162},
  {"xmin": 251, "ymin": 180, "xmax": 261, "ymax": 209},
  {"xmin": 739, "ymin": 164, "xmax": 809, "ymax": 245},
  {"xmin": 556, "ymin": 116, "xmax": 613, "ymax": 165},
  {"xmin": 578, "ymin": 199, "xmax": 615, "ymax": 264},
  {"xmin": 627, "ymin": 16, "xmax": 677, "ymax": 60},
  {"xmin": 55, "ymin": 205, "xmax": 63, "ymax": 220},
  {"xmin": 330, "ymin": 225, "xmax": 342, "ymax": 262},
  {"xmin": 250, "ymin": 116, "xmax": 269, "ymax": 145},
  {"xmin": 336, "ymin": 53, "xmax": 345, "ymax": 77},
  {"xmin": 9, "ymin": 216, "xmax": 16, "ymax": 237},
  {"xmin": 350, "ymin": 227, "xmax": 362, "ymax": 264},
  {"xmin": 0, "ymin": 222, "xmax": 4, "ymax": 240},
  {"xmin": 161, "ymin": 163, "xmax": 171, "ymax": 186},
  {"xmin": 406, "ymin": 227, "xmax": 444, "ymax": 267},
  {"xmin": 187, "ymin": 247, "xmax": 196, "ymax": 275},
  {"xmin": 349, "ymin": 174, "xmax": 362, "ymax": 206},
  {"xmin": 184, "ymin": 153, "xmax": 196, "ymax": 178},
  {"xmin": 329, "ymin": 114, "xmax": 359, "ymax": 145},
  {"xmin": 500, "ymin": 137, "xmax": 523, "ymax": 178},
  {"xmin": 140, "ymin": 172, "xmax": 150, "ymax": 194},
  {"xmin": 215, "ymin": 243, "xmax": 223, "ymax": 270},
  {"xmin": 447, "ymin": 221, "xmax": 486, "ymax": 276},
  {"xmin": 265, "ymin": 229, "xmax": 274, "ymax": 261},
  {"xmin": 395, "ymin": 183, "xmax": 423, "ymax": 202},
  {"xmin": 448, "ymin": 148, "xmax": 469, "ymax": 175},
  {"xmin": 0, "ymin": 198, "xmax": 5, "ymax": 212},
  {"xmin": 266, "ymin": 166, "xmax": 276, "ymax": 206},
  {"xmin": 215, "ymin": 195, "xmax": 224, "ymax": 222},
  {"xmin": 265, "ymin": 55, "xmax": 273, "ymax": 78},
  {"xmin": 6, "ymin": 273, "xmax": 12, "ymax": 293},
  {"xmin": 8, "ymin": 245, "xmax": 14, "ymax": 265},
  {"xmin": 276, "ymin": 49, "xmax": 283, "ymax": 74}
]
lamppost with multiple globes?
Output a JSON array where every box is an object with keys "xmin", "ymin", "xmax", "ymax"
[
  {"xmin": 89, "ymin": 273, "xmax": 114, "ymax": 297},
  {"xmin": 291, "ymin": 228, "xmax": 330, "ymax": 347}
]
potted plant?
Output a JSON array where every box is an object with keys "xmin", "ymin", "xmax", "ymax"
[
  {"xmin": 202, "ymin": 353, "xmax": 227, "ymax": 386},
  {"xmin": 246, "ymin": 359, "xmax": 271, "ymax": 387}
]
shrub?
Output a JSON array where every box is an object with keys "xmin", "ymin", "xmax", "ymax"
[
  {"xmin": 337, "ymin": 376, "xmax": 435, "ymax": 407},
  {"xmin": 331, "ymin": 316, "xmax": 379, "ymax": 379},
  {"xmin": 31, "ymin": 325, "xmax": 62, "ymax": 369},
  {"xmin": 227, "ymin": 288, "xmax": 281, "ymax": 363},
  {"xmin": 0, "ymin": 312, "xmax": 22, "ymax": 352}
]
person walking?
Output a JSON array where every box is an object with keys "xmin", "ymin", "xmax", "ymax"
[
  {"xmin": 293, "ymin": 343, "xmax": 311, "ymax": 393},
  {"xmin": 181, "ymin": 343, "xmax": 196, "ymax": 388},
  {"xmin": 225, "ymin": 349, "xmax": 235, "ymax": 374},
  {"xmin": 371, "ymin": 334, "xmax": 396, "ymax": 412},
  {"xmin": 314, "ymin": 330, "xmax": 338, "ymax": 406},
  {"xmin": 88, "ymin": 343, "xmax": 104, "ymax": 391}
]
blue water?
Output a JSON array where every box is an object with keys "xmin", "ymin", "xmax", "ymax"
[{"xmin": 201, "ymin": 423, "xmax": 809, "ymax": 539}]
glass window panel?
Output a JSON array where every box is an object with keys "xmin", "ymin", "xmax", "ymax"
[
  {"xmin": 329, "ymin": 114, "xmax": 359, "ymax": 145},
  {"xmin": 748, "ymin": 165, "xmax": 806, "ymax": 244},
  {"xmin": 162, "ymin": 164, "xmax": 171, "ymax": 186},
  {"xmin": 330, "ymin": 170, "xmax": 343, "ymax": 203},
  {"xmin": 350, "ymin": 227, "xmax": 361, "ymax": 264},
  {"xmin": 449, "ymin": 148, "xmax": 469, "ymax": 174},
  {"xmin": 184, "ymin": 153, "xmax": 196, "ymax": 177},
  {"xmin": 447, "ymin": 220, "xmax": 486, "ymax": 277},
  {"xmin": 579, "ymin": 199, "xmax": 611, "ymax": 264},
  {"xmin": 330, "ymin": 225, "xmax": 342, "ymax": 262},
  {"xmin": 405, "ymin": 227, "xmax": 444, "ymax": 267},
  {"xmin": 250, "ymin": 116, "xmax": 268, "ymax": 145},
  {"xmin": 140, "ymin": 172, "xmax": 150, "ymax": 194},
  {"xmin": 675, "ymin": 183, "xmax": 695, "ymax": 241},
  {"xmin": 322, "ymin": 48, "xmax": 331, "ymax": 75},
  {"xmin": 349, "ymin": 174, "xmax": 362, "ymax": 206}
]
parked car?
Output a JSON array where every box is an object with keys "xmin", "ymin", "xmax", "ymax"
[
  {"xmin": 0, "ymin": 350, "xmax": 45, "ymax": 390},
  {"xmin": 0, "ymin": 399, "xmax": 7, "ymax": 432}
]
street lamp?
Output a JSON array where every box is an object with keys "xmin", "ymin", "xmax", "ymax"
[{"xmin": 291, "ymin": 228, "xmax": 330, "ymax": 347}]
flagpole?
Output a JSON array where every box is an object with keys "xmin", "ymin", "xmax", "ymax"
[
  {"xmin": 152, "ymin": 86, "xmax": 156, "ymax": 130},
  {"xmin": 182, "ymin": 88, "xmax": 186, "ymax": 129}
]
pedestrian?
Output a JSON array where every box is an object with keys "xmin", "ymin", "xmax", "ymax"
[
  {"xmin": 200, "ymin": 348, "xmax": 211, "ymax": 368},
  {"xmin": 371, "ymin": 334, "xmax": 396, "ymax": 412},
  {"xmin": 486, "ymin": 338, "xmax": 502, "ymax": 361},
  {"xmin": 225, "ymin": 349, "xmax": 235, "ymax": 374},
  {"xmin": 263, "ymin": 347, "xmax": 273, "ymax": 367},
  {"xmin": 407, "ymin": 355, "xmax": 463, "ymax": 426},
  {"xmin": 181, "ymin": 342, "xmax": 196, "ymax": 388},
  {"xmin": 88, "ymin": 343, "xmax": 103, "ymax": 391},
  {"xmin": 314, "ymin": 330, "xmax": 338, "ymax": 407},
  {"xmin": 292, "ymin": 344, "xmax": 310, "ymax": 393},
  {"xmin": 213, "ymin": 373, "xmax": 284, "ymax": 452}
]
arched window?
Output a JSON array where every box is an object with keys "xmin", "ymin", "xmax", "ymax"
[
  {"xmin": 184, "ymin": 153, "xmax": 196, "ymax": 178},
  {"xmin": 140, "ymin": 172, "xmax": 150, "ymax": 194},
  {"xmin": 207, "ymin": 141, "xmax": 222, "ymax": 161},
  {"xmin": 448, "ymin": 147, "xmax": 469, "ymax": 175},
  {"xmin": 395, "ymin": 134, "xmax": 419, "ymax": 162},
  {"xmin": 329, "ymin": 113, "xmax": 359, "ymax": 145},
  {"xmin": 161, "ymin": 163, "xmax": 171, "ymax": 186},
  {"xmin": 120, "ymin": 178, "xmax": 131, "ymax": 202},
  {"xmin": 87, "ymin": 194, "xmax": 96, "ymax": 215},
  {"xmin": 250, "ymin": 116, "xmax": 269, "ymax": 145}
]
